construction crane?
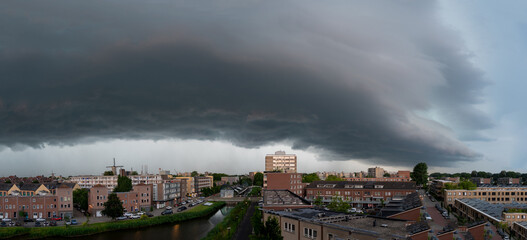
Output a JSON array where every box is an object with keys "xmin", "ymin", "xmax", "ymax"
[{"xmin": 106, "ymin": 158, "xmax": 123, "ymax": 176}]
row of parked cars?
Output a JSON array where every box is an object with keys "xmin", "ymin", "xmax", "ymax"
[
  {"xmin": 0, "ymin": 217, "xmax": 77, "ymax": 227},
  {"xmin": 161, "ymin": 199, "xmax": 206, "ymax": 215},
  {"xmin": 116, "ymin": 211, "xmax": 153, "ymax": 220},
  {"xmin": 435, "ymin": 203, "xmax": 449, "ymax": 219}
]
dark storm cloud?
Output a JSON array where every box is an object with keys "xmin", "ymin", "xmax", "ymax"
[{"xmin": 0, "ymin": 0, "xmax": 492, "ymax": 166}]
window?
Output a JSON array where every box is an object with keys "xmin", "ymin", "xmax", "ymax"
[{"xmin": 304, "ymin": 228, "xmax": 317, "ymax": 239}]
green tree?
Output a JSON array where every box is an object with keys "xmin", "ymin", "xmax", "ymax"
[
  {"xmin": 313, "ymin": 196, "xmax": 323, "ymax": 207},
  {"xmin": 383, "ymin": 173, "xmax": 391, "ymax": 177},
  {"xmin": 114, "ymin": 175, "xmax": 133, "ymax": 192},
  {"xmin": 191, "ymin": 171, "xmax": 199, "ymax": 177},
  {"xmin": 249, "ymin": 187, "xmax": 262, "ymax": 197},
  {"xmin": 73, "ymin": 188, "xmax": 89, "ymax": 211},
  {"xmin": 302, "ymin": 173, "xmax": 321, "ymax": 183},
  {"xmin": 130, "ymin": 171, "xmax": 138, "ymax": 175},
  {"xmin": 253, "ymin": 172, "xmax": 264, "ymax": 186},
  {"xmin": 101, "ymin": 193, "xmax": 124, "ymax": 220},
  {"xmin": 411, "ymin": 162, "xmax": 428, "ymax": 186},
  {"xmin": 4, "ymin": 179, "xmax": 11, "ymax": 183},
  {"xmin": 18, "ymin": 211, "xmax": 27, "ymax": 220},
  {"xmin": 262, "ymin": 217, "xmax": 283, "ymax": 240},
  {"xmin": 327, "ymin": 196, "xmax": 350, "ymax": 213},
  {"xmin": 32, "ymin": 180, "xmax": 39, "ymax": 183},
  {"xmin": 325, "ymin": 175, "xmax": 343, "ymax": 181},
  {"xmin": 251, "ymin": 209, "xmax": 264, "ymax": 236},
  {"xmin": 212, "ymin": 173, "xmax": 228, "ymax": 181},
  {"xmin": 103, "ymin": 171, "xmax": 114, "ymax": 176},
  {"xmin": 201, "ymin": 185, "xmax": 221, "ymax": 197}
]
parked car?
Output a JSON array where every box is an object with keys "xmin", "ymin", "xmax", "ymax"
[
  {"xmin": 50, "ymin": 221, "xmax": 57, "ymax": 226},
  {"xmin": 129, "ymin": 214, "xmax": 141, "ymax": 219},
  {"xmin": 51, "ymin": 216, "xmax": 62, "ymax": 221},
  {"xmin": 161, "ymin": 209, "xmax": 173, "ymax": 215},
  {"xmin": 124, "ymin": 212, "xmax": 134, "ymax": 217},
  {"xmin": 146, "ymin": 212, "xmax": 154, "ymax": 217},
  {"xmin": 165, "ymin": 206, "xmax": 172, "ymax": 210},
  {"xmin": 15, "ymin": 221, "xmax": 22, "ymax": 226},
  {"xmin": 442, "ymin": 212, "xmax": 449, "ymax": 218},
  {"xmin": 423, "ymin": 213, "xmax": 432, "ymax": 220},
  {"xmin": 42, "ymin": 222, "xmax": 50, "ymax": 227},
  {"xmin": 23, "ymin": 218, "xmax": 34, "ymax": 222},
  {"xmin": 116, "ymin": 216, "xmax": 127, "ymax": 220},
  {"xmin": 0, "ymin": 222, "xmax": 6, "ymax": 227},
  {"xmin": 177, "ymin": 206, "xmax": 187, "ymax": 212},
  {"xmin": 36, "ymin": 218, "xmax": 46, "ymax": 222},
  {"xmin": 70, "ymin": 219, "xmax": 78, "ymax": 225},
  {"xmin": 8, "ymin": 222, "xmax": 15, "ymax": 227},
  {"xmin": 34, "ymin": 222, "xmax": 41, "ymax": 227},
  {"xmin": 1, "ymin": 218, "xmax": 11, "ymax": 222}
]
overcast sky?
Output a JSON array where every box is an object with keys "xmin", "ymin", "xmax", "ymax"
[{"xmin": 1, "ymin": 0, "xmax": 526, "ymax": 176}]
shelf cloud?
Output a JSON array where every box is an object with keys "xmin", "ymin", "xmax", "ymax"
[{"xmin": 0, "ymin": 0, "xmax": 492, "ymax": 166}]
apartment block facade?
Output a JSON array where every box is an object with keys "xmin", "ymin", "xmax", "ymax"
[
  {"xmin": 305, "ymin": 181, "xmax": 417, "ymax": 208},
  {"xmin": 444, "ymin": 185, "xmax": 527, "ymax": 207},
  {"xmin": 88, "ymin": 184, "xmax": 152, "ymax": 217},
  {"xmin": 0, "ymin": 183, "xmax": 75, "ymax": 219},
  {"xmin": 153, "ymin": 179, "xmax": 185, "ymax": 209},
  {"xmin": 70, "ymin": 174, "xmax": 165, "ymax": 189},
  {"xmin": 265, "ymin": 151, "xmax": 297, "ymax": 173},
  {"xmin": 367, "ymin": 167, "xmax": 385, "ymax": 178},
  {"xmin": 194, "ymin": 176, "xmax": 213, "ymax": 196},
  {"xmin": 264, "ymin": 172, "xmax": 305, "ymax": 196}
]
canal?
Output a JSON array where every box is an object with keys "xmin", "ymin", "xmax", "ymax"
[{"xmin": 52, "ymin": 206, "xmax": 232, "ymax": 240}]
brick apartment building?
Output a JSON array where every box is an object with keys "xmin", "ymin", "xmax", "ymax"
[
  {"xmin": 470, "ymin": 177, "xmax": 492, "ymax": 186},
  {"xmin": 264, "ymin": 172, "xmax": 306, "ymax": 196},
  {"xmin": 88, "ymin": 184, "xmax": 152, "ymax": 217},
  {"xmin": 265, "ymin": 151, "xmax": 297, "ymax": 173},
  {"xmin": 497, "ymin": 177, "xmax": 521, "ymax": 185},
  {"xmin": 305, "ymin": 181, "xmax": 417, "ymax": 208},
  {"xmin": 454, "ymin": 198, "xmax": 527, "ymax": 226},
  {"xmin": 444, "ymin": 185, "xmax": 527, "ymax": 207},
  {"xmin": 0, "ymin": 183, "xmax": 76, "ymax": 220},
  {"xmin": 512, "ymin": 222, "xmax": 527, "ymax": 239},
  {"xmin": 221, "ymin": 176, "xmax": 239, "ymax": 185},
  {"xmin": 263, "ymin": 208, "xmax": 430, "ymax": 240}
]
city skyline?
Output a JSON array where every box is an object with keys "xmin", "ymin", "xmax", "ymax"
[{"xmin": 1, "ymin": 1, "xmax": 527, "ymax": 175}]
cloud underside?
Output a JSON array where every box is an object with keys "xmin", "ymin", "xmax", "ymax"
[{"xmin": 0, "ymin": 0, "xmax": 492, "ymax": 166}]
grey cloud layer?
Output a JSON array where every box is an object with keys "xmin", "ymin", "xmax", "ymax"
[{"xmin": 0, "ymin": 0, "xmax": 491, "ymax": 166}]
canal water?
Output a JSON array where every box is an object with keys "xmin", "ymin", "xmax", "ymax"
[{"xmin": 53, "ymin": 206, "xmax": 232, "ymax": 240}]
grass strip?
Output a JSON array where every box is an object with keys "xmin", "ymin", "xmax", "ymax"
[
  {"xmin": 202, "ymin": 199, "xmax": 250, "ymax": 240},
  {"xmin": 0, "ymin": 201, "xmax": 226, "ymax": 239}
]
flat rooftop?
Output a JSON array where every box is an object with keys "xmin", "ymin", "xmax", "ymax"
[
  {"xmin": 267, "ymin": 208, "xmax": 427, "ymax": 238},
  {"xmin": 263, "ymin": 190, "xmax": 311, "ymax": 206},
  {"xmin": 458, "ymin": 198, "xmax": 527, "ymax": 221}
]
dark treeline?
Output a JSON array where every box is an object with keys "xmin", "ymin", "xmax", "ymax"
[{"xmin": 430, "ymin": 170, "xmax": 527, "ymax": 183}]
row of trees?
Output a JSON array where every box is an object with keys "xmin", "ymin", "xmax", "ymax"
[{"xmin": 430, "ymin": 170, "xmax": 527, "ymax": 183}]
